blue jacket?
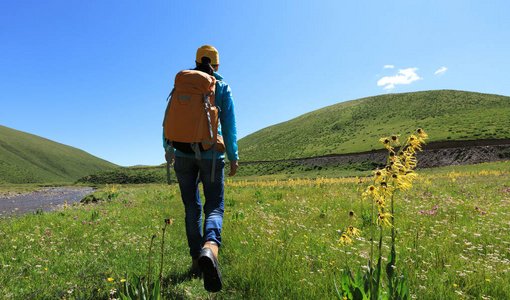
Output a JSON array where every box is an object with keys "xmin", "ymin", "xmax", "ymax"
[{"xmin": 164, "ymin": 72, "xmax": 239, "ymax": 161}]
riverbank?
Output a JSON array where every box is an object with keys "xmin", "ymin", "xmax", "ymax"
[{"xmin": 0, "ymin": 187, "xmax": 94, "ymax": 217}]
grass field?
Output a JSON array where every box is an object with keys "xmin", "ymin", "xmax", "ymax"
[
  {"xmin": 1, "ymin": 160, "xmax": 509, "ymax": 299},
  {"xmin": 239, "ymin": 90, "xmax": 510, "ymax": 161},
  {"xmin": 0, "ymin": 125, "xmax": 118, "ymax": 184}
]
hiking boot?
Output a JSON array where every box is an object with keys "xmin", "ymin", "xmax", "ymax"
[{"xmin": 198, "ymin": 241, "xmax": 222, "ymax": 292}]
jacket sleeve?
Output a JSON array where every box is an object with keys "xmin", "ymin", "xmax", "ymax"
[{"xmin": 219, "ymin": 84, "xmax": 239, "ymax": 161}]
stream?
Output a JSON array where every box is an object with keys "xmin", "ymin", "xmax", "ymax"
[{"xmin": 0, "ymin": 187, "xmax": 94, "ymax": 217}]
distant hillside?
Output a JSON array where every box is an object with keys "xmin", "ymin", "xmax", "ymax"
[
  {"xmin": 238, "ymin": 90, "xmax": 510, "ymax": 161},
  {"xmin": 0, "ymin": 125, "xmax": 118, "ymax": 183}
]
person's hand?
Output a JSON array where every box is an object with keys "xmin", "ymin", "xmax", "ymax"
[
  {"xmin": 228, "ymin": 160, "xmax": 238, "ymax": 176},
  {"xmin": 165, "ymin": 152, "xmax": 175, "ymax": 163}
]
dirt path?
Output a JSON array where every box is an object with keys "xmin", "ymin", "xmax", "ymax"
[{"xmin": 241, "ymin": 139, "xmax": 510, "ymax": 169}]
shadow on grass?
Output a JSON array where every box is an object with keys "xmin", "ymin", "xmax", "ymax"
[{"xmin": 161, "ymin": 268, "xmax": 203, "ymax": 300}]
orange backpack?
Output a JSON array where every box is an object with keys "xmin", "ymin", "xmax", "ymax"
[{"xmin": 163, "ymin": 70, "xmax": 226, "ymax": 154}]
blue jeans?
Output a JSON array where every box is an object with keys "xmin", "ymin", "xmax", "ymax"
[{"xmin": 174, "ymin": 156, "xmax": 225, "ymax": 258}]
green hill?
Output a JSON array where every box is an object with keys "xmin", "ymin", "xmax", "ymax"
[
  {"xmin": 238, "ymin": 90, "xmax": 510, "ymax": 161},
  {"xmin": 0, "ymin": 125, "xmax": 118, "ymax": 183}
]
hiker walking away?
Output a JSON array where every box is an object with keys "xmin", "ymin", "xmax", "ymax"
[{"xmin": 163, "ymin": 45, "xmax": 239, "ymax": 293}]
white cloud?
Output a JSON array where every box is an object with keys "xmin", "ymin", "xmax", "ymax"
[
  {"xmin": 434, "ymin": 66, "xmax": 448, "ymax": 75},
  {"xmin": 383, "ymin": 65, "xmax": 394, "ymax": 69},
  {"xmin": 377, "ymin": 67, "xmax": 422, "ymax": 90}
]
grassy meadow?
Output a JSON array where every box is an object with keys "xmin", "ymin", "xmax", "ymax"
[
  {"xmin": 0, "ymin": 125, "xmax": 118, "ymax": 184},
  {"xmin": 239, "ymin": 90, "xmax": 510, "ymax": 161},
  {"xmin": 1, "ymin": 161, "xmax": 509, "ymax": 299}
]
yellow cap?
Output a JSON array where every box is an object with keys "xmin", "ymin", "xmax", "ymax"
[{"xmin": 196, "ymin": 45, "xmax": 219, "ymax": 65}]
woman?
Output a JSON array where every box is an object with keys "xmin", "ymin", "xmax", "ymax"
[{"xmin": 167, "ymin": 45, "xmax": 238, "ymax": 293}]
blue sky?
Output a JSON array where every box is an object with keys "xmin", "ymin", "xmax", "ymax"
[{"xmin": 1, "ymin": 0, "xmax": 509, "ymax": 166}]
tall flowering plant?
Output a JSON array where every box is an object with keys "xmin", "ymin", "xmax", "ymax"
[{"xmin": 336, "ymin": 129, "xmax": 428, "ymax": 300}]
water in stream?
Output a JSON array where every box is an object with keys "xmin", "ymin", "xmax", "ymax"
[{"xmin": 0, "ymin": 187, "xmax": 94, "ymax": 217}]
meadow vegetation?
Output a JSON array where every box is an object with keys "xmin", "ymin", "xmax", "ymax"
[
  {"xmin": 75, "ymin": 160, "xmax": 384, "ymax": 185},
  {"xmin": 1, "ymin": 160, "xmax": 509, "ymax": 299},
  {"xmin": 239, "ymin": 90, "xmax": 510, "ymax": 161},
  {"xmin": 0, "ymin": 125, "xmax": 117, "ymax": 184}
]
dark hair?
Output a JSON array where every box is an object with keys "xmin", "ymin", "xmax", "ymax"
[{"xmin": 194, "ymin": 56, "xmax": 215, "ymax": 75}]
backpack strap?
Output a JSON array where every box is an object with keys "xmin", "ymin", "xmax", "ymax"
[
  {"xmin": 164, "ymin": 142, "xmax": 174, "ymax": 185},
  {"xmin": 203, "ymin": 92, "xmax": 214, "ymax": 139},
  {"xmin": 191, "ymin": 143, "xmax": 201, "ymax": 160}
]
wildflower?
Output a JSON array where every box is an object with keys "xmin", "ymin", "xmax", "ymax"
[
  {"xmin": 73, "ymin": 216, "xmax": 78, "ymax": 219},
  {"xmin": 165, "ymin": 218, "xmax": 172, "ymax": 225},
  {"xmin": 347, "ymin": 226, "xmax": 361, "ymax": 236},
  {"xmin": 376, "ymin": 197, "xmax": 387, "ymax": 211},
  {"xmin": 348, "ymin": 210, "xmax": 355, "ymax": 219},
  {"xmin": 416, "ymin": 128, "xmax": 428, "ymax": 138},
  {"xmin": 367, "ymin": 185, "xmax": 377, "ymax": 194},
  {"xmin": 400, "ymin": 151, "xmax": 417, "ymax": 169},
  {"xmin": 378, "ymin": 181, "xmax": 391, "ymax": 196},
  {"xmin": 406, "ymin": 135, "xmax": 423, "ymax": 153},
  {"xmin": 389, "ymin": 151, "xmax": 396, "ymax": 161},
  {"xmin": 392, "ymin": 174, "xmax": 412, "ymax": 191},
  {"xmin": 340, "ymin": 233, "xmax": 352, "ymax": 245},
  {"xmin": 379, "ymin": 137, "xmax": 393, "ymax": 150},
  {"xmin": 485, "ymin": 279, "xmax": 490, "ymax": 282},
  {"xmin": 107, "ymin": 277, "xmax": 114, "ymax": 282},
  {"xmin": 120, "ymin": 279, "xmax": 126, "ymax": 282},
  {"xmin": 377, "ymin": 212, "xmax": 393, "ymax": 227},
  {"xmin": 45, "ymin": 231, "xmax": 52, "ymax": 235},
  {"xmin": 390, "ymin": 134, "xmax": 400, "ymax": 146},
  {"xmin": 373, "ymin": 169, "xmax": 386, "ymax": 183}
]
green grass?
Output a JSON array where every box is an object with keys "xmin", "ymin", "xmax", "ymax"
[
  {"xmin": 76, "ymin": 165, "xmax": 169, "ymax": 185},
  {"xmin": 238, "ymin": 90, "xmax": 510, "ymax": 161},
  {"xmin": 0, "ymin": 125, "xmax": 118, "ymax": 184},
  {"xmin": 75, "ymin": 161, "xmax": 382, "ymax": 185},
  {"xmin": 1, "ymin": 161, "xmax": 509, "ymax": 299}
]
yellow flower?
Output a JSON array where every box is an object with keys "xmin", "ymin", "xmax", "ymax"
[
  {"xmin": 107, "ymin": 278, "xmax": 114, "ymax": 282},
  {"xmin": 376, "ymin": 197, "xmax": 388, "ymax": 211},
  {"xmin": 377, "ymin": 212, "xmax": 393, "ymax": 227},
  {"xmin": 400, "ymin": 151, "xmax": 417, "ymax": 169},
  {"xmin": 485, "ymin": 279, "xmax": 490, "ymax": 282},
  {"xmin": 379, "ymin": 137, "xmax": 393, "ymax": 151},
  {"xmin": 406, "ymin": 135, "xmax": 424, "ymax": 153},
  {"xmin": 453, "ymin": 284, "xmax": 458, "ymax": 287},
  {"xmin": 340, "ymin": 233, "xmax": 352, "ymax": 245},
  {"xmin": 367, "ymin": 185, "xmax": 377, "ymax": 194},
  {"xmin": 388, "ymin": 150, "xmax": 397, "ymax": 161},
  {"xmin": 363, "ymin": 185, "xmax": 379, "ymax": 200},
  {"xmin": 347, "ymin": 225, "xmax": 361, "ymax": 236},
  {"xmin": 390, "ymin": 134, "xmax": 400, "ymax": 146},
  {"xmin": 373, "ymin": 169, "xmax": 386, "ymax": 183},
  {"xmin": 416, "ymin": 128, "xmax": 428, "ymax": 138},
  {"xmin": 392, "ymin": 174, "xmax": 412, "ymax": 191},
  {"xmin": 378, "ymin": 181, "xmax": 393, "ymax": 196},
  {"xmin": 121, "ymin": 279, "xmax": 127, "ymax": 282}
]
